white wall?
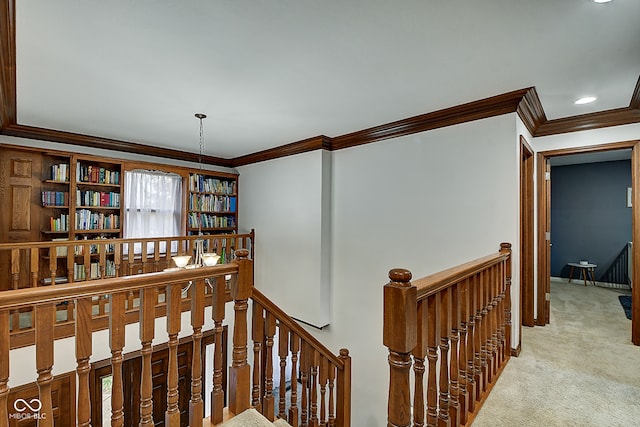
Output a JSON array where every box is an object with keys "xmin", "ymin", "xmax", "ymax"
[
  {"xmin": 237, "ymin": 150, "xmax": 331, "ymax": 328},
  {"xmin": 238, "ymin": 114, "xmax": 521, "ymax": 425}
]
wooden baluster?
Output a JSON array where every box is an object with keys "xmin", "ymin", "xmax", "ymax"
[
  {"xmin": 211, "ymin": 275, "xmax": 226, "ymax": 424},
  {"xmin": 153, "ymin": 239, "xmax": 160, "ymax": 272},
  {"xmin": 383, "ymin": 269, "xmax": 416, "ymax": 427},
  {"xmin": 482, "ymin": 269, "xmax": 494, "ymax": 387},
  {"xmin": 114, "ymin": 242, "xmax": 122, "ymax": 277},
  {"xmin": 490, "ymin": 265, "xmax": 500, "ymax": 376},
  {"xmin": 48, "ymin": 247, "xmax": 57, "ymax": 286},
  {"xmin": 99, "ymin": 245, "xmax": 107, "ymax": 278},
  {"xmin": 310, "ymin": 348, "xmax": 320, "ymax": 427},
  {"xmin": 10, "ymin": 249, "xmax": 20, "ymax": 289},
  {"xmin": 319, "ymin": 357, "xmax": 328, "ymax": 427},
  {"xmin": 472, "ymin": 273, "xmax": 483, "ymax": 400},
  {"xmin": 83, "ymin": 243, "xmax": 91, "ymax": 280},
  {"xmin": 458, "ymin": 279, "xmax": 470, "ymax": 424},
  {"xmin": 252, "ymin": 301, "xmax": 264, "ymax": 411},
  {"xmin": 189, "ymin": 277, "xmax": 205, "ymax": 427},
  {"xmin": 76, "ymin": 297, "xmax": 92, "ymax": 426},
  {"xmin": 127, "ymin": 243, "xmax": 136, "ymax": 276},
  {"xmin": 67, "ymin": 246, "xmax": 74, "ymax": 283},
  {"xmin": 466, "ymin": 275, "xmax": 477, "ymax": 411},
  {"xmin": 165, "ymin": 282, "xmax": 181, "ymax": 426},
  {"xmin": 438, "ymin": 287, "xmax": 451, "ymax": 426},
  {"xmin": 449, "ymin": 283, "xmax": 461, "ymax": 426},
  {"xmin": 413, "ymin": 300, "xmax": 427, "ymax": 427},
  {"xmin": 327, "ymin": 362, "xmax": 336, "ymax": 427},
  {"xmin": 426, "ymin": 293, "xmax": 440, "ymax": 427},
  {"xmin": 229, "ymin": 249, "xmax": 252, "ymax": 414},
  {"xmin": 300, "ymin": 342, "xmax": 309, "ymax": 427},
  {"xmin": 501, "ymin": 243, "xmax": 512, "ymax": 358},
  {"xmin": 139, "ymin": 287, "xmax": 158, "ymax": 426},
  {"xmin": 30, "ymin": 248, "xmax": 39, "ymax": 287},
  {"xmin": 264, "ymin": 312, "xmax": 276, "ymax": 421},
  {"xmin": 278, "ymin": 324, "xmax": 289, "ymax": 419},
  {"xmin": 144, "ymin": 241, "xmax": 151, "ymax": 273},
  {"xmin": 336, "ymin": 349, "xmax": 351, "ymax": 427},
  {"xmin": 35, "ymin": 304, "xmax": 54, "ymax": 427},
  {"xmin": 289, "ymin": 333, "xmax": 300, "ymax": 427},
  {"xmin": 110, "ymin": 292, "xmax": 126, "ymax": 427},
  {"xmin": 496, "ymin": 260, "xmax": 506, "ymax": 365},
  {"xmin": 1, "ymin": 310, "xmax": 10, "ymax": 426}
]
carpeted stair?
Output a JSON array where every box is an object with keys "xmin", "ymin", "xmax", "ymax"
[{"xmin": 218, "ymin": 408, "xmax": 292, "ymax": 427}]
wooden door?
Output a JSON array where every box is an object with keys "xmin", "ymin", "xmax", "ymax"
[
  {"xmin": 536, "ymin": 154, "xmax": 551, "ymax": 325},
  {"xmin": 0, "ymin": 149, "xmax": 42, "ymax": 290},
  {"xmin": 520, "ymin": 137, "xmax": 535, "ymax": 329}
]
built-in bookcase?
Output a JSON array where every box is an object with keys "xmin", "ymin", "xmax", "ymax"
[{"xmin": 188, "ymin": 172, "xmax": 238, "ymax": 237}]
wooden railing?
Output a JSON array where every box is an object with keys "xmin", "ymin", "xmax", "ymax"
[
  {"xmin": 0, "ymin": 247, "xmax": 351, "ymax": 426},
  {"xmin": 383, "ymin": 243, "xmax": 512, "ymax": 427},
  {"xmin": 0, "ymin": 232, "xmax": 253, "ymax": 348}
]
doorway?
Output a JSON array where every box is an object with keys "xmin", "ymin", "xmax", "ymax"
[{"xmin": 536, "ymin": 140, "xmax": 640, "ymax": 345}]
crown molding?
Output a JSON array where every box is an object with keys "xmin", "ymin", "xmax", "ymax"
[
  {"xmin": 232, "ymin": 135, "xmax": 331, "ymax": 167},
  {"xmin": 331, "ymin": 89, "xmax": 531, "ymax": 151},
  {"xmin": 516, "ymin": 87, "xmax": 546, "ymax": 135},
  {"xmin": 2, "ymin": 124, "xmax": 234, "ymax": 168},
  {"xmin": 630, "ymin": 75, "xmax": 640, "ymax": 109},
  {"xmin": 533, "ymin": 106, "xmax": 640, "ymax": 137},
  {"xmin": 0, "ymin": 0, "xmax": 16, "ymax": 131}
]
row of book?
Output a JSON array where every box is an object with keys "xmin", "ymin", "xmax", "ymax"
[
  {"xmin": 189, "ymin": 174, "xmax": 236, "ymax": 194},
  {"xmin": 75, "ymin": 209, "xmax": 120, "ymax": 230},
  {"xmin": 76, "ymin": 190, "xmax": 120, "ymax": 208},
  {"xmin": 77, "ymin": 163, "xmax": 120, "ymax": 185},
  {"xmin": 187, "ymin": 212, "xmax": 236, "ymax": 229},
  {"xmin": 50, "ymin": 214, "xmax": 69, "ymax": 232},
  {"xmin": 50, "ymin": 163, "xmax": 70, "ymax": 182},
  {"xmin": 74, "ymin": 237, "xmax": 115, "ymax": 255},
  {"xmin": 73, "ymin": 260, "xmax": 116, "ymax": 280},
  {"xmin": 189, "ymin": 194, "xmax": 236, "ymax": 213},
  {"xmin": 42, "ymin": 191, "xmax": 69, "ymax": 207}
]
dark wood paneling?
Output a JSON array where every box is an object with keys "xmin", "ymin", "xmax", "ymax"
[
  {"xmin": 231, "ymin": 135, "xmax": 331, "ymax": 167},
  {"xmin": 0, "ymin": 0, "xmax": 16, "ymax": 130},
  {"xmin": 7, "ymin": 372, "xmax": 74, "ymax": 427},
  {"xmin": 331, "ymin": 88, "xmax": 532, "ymax": 151}
]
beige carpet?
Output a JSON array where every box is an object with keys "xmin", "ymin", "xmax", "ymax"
[
  {"xmin": 472, "ymin": 280, "xmax": 639, "ymax": 426},
  {"xmin": 218, "ymin": 408, "xmax": 292, "ymax": 427}
]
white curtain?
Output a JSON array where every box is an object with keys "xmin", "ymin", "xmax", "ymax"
[{"xmin": 124, "ymin": 170, "xmax": 182, "ymax": 254}]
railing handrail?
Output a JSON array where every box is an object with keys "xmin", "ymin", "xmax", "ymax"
[
  {"xmin": 414, "ymin": 251, "xmax": 510, "ymax": 299},
  {"xmin": 0, "ymin": 231, "xmax": 253, "ymax": 251},
  {"xmin": 0, "ymin": 265, "xmax": 236, "ymax": 310},
  {"xmin": 251, "ymin": 287, "xmax": 345, "ymax": 369}
]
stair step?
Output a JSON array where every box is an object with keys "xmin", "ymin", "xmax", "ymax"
[{"xmin": 214, "ymin": 408, "xmax": 292, "ymax": 427}]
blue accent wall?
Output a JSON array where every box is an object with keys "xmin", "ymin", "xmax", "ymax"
[{"xmin": 550, "ymin": 160, "xmax": 631, "ymax": 280}]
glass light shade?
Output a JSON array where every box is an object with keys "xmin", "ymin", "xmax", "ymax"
[
  {"xmin": 172, "ymin": 255, "xmax": 191, "ymax": 268},
  {"xmin": 202, "ymin": 253, "xmax": 220, "ymax": 266}
]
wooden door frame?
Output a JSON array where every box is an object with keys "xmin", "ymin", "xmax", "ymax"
[
  {"xmin": 520, "ymin": 136, "xmax": 535, "ymax": 333},
  {"xmin": 536, "ymin": 139, "xmax": 640, "ymax": 345}
]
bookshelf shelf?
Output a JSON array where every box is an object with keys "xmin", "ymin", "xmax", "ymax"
[{"xmin": 188, "ymin": 172, "xmax": 238, "ymax": 235}]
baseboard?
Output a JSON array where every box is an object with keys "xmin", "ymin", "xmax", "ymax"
[{"xmin": 551, "ymin": 276, "xmax": 631, "ymax": 290}]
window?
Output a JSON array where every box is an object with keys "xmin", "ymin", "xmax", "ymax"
[{"xmin": 124, "ymin": 170, "xmax": 182, "ymax": 254}]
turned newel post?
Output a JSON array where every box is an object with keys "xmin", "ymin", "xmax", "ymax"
[
  {"xmin": 229, "ymin": 249, "xmax": 252, "ymax": 414},
  {"xmin": 500, "ymin": 243, "xmax": 512, "ymax": 356},
  {"xmin": 384, "ymin": 269, "xmax": 417, "ymax": 427}
]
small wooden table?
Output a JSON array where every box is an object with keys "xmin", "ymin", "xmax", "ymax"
[{"xmin": 567, "ymin": 262, "xmax": 597, "ymax": 286}]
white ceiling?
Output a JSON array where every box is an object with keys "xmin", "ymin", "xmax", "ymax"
[{"xmin": 14, "ymin": 0, "xmax": 640, "ymax": 159}]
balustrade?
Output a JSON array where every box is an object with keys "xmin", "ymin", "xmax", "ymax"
[{"xmin": 384, "ymin": 243, "xmax": 512, "ymax": 427}]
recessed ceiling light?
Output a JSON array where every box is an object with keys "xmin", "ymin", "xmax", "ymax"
[
  {"xmin": 593, "ymin": 0, "xmax": 613, "ymax": 3},
  {"xmin": 575, "ymin": 96, "xmax": 597, "ymax": 105}
]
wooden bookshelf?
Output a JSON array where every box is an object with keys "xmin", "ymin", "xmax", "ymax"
[{"xmin": 187, "ymin": 172, "xmax": 238, "ymax": 236}]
